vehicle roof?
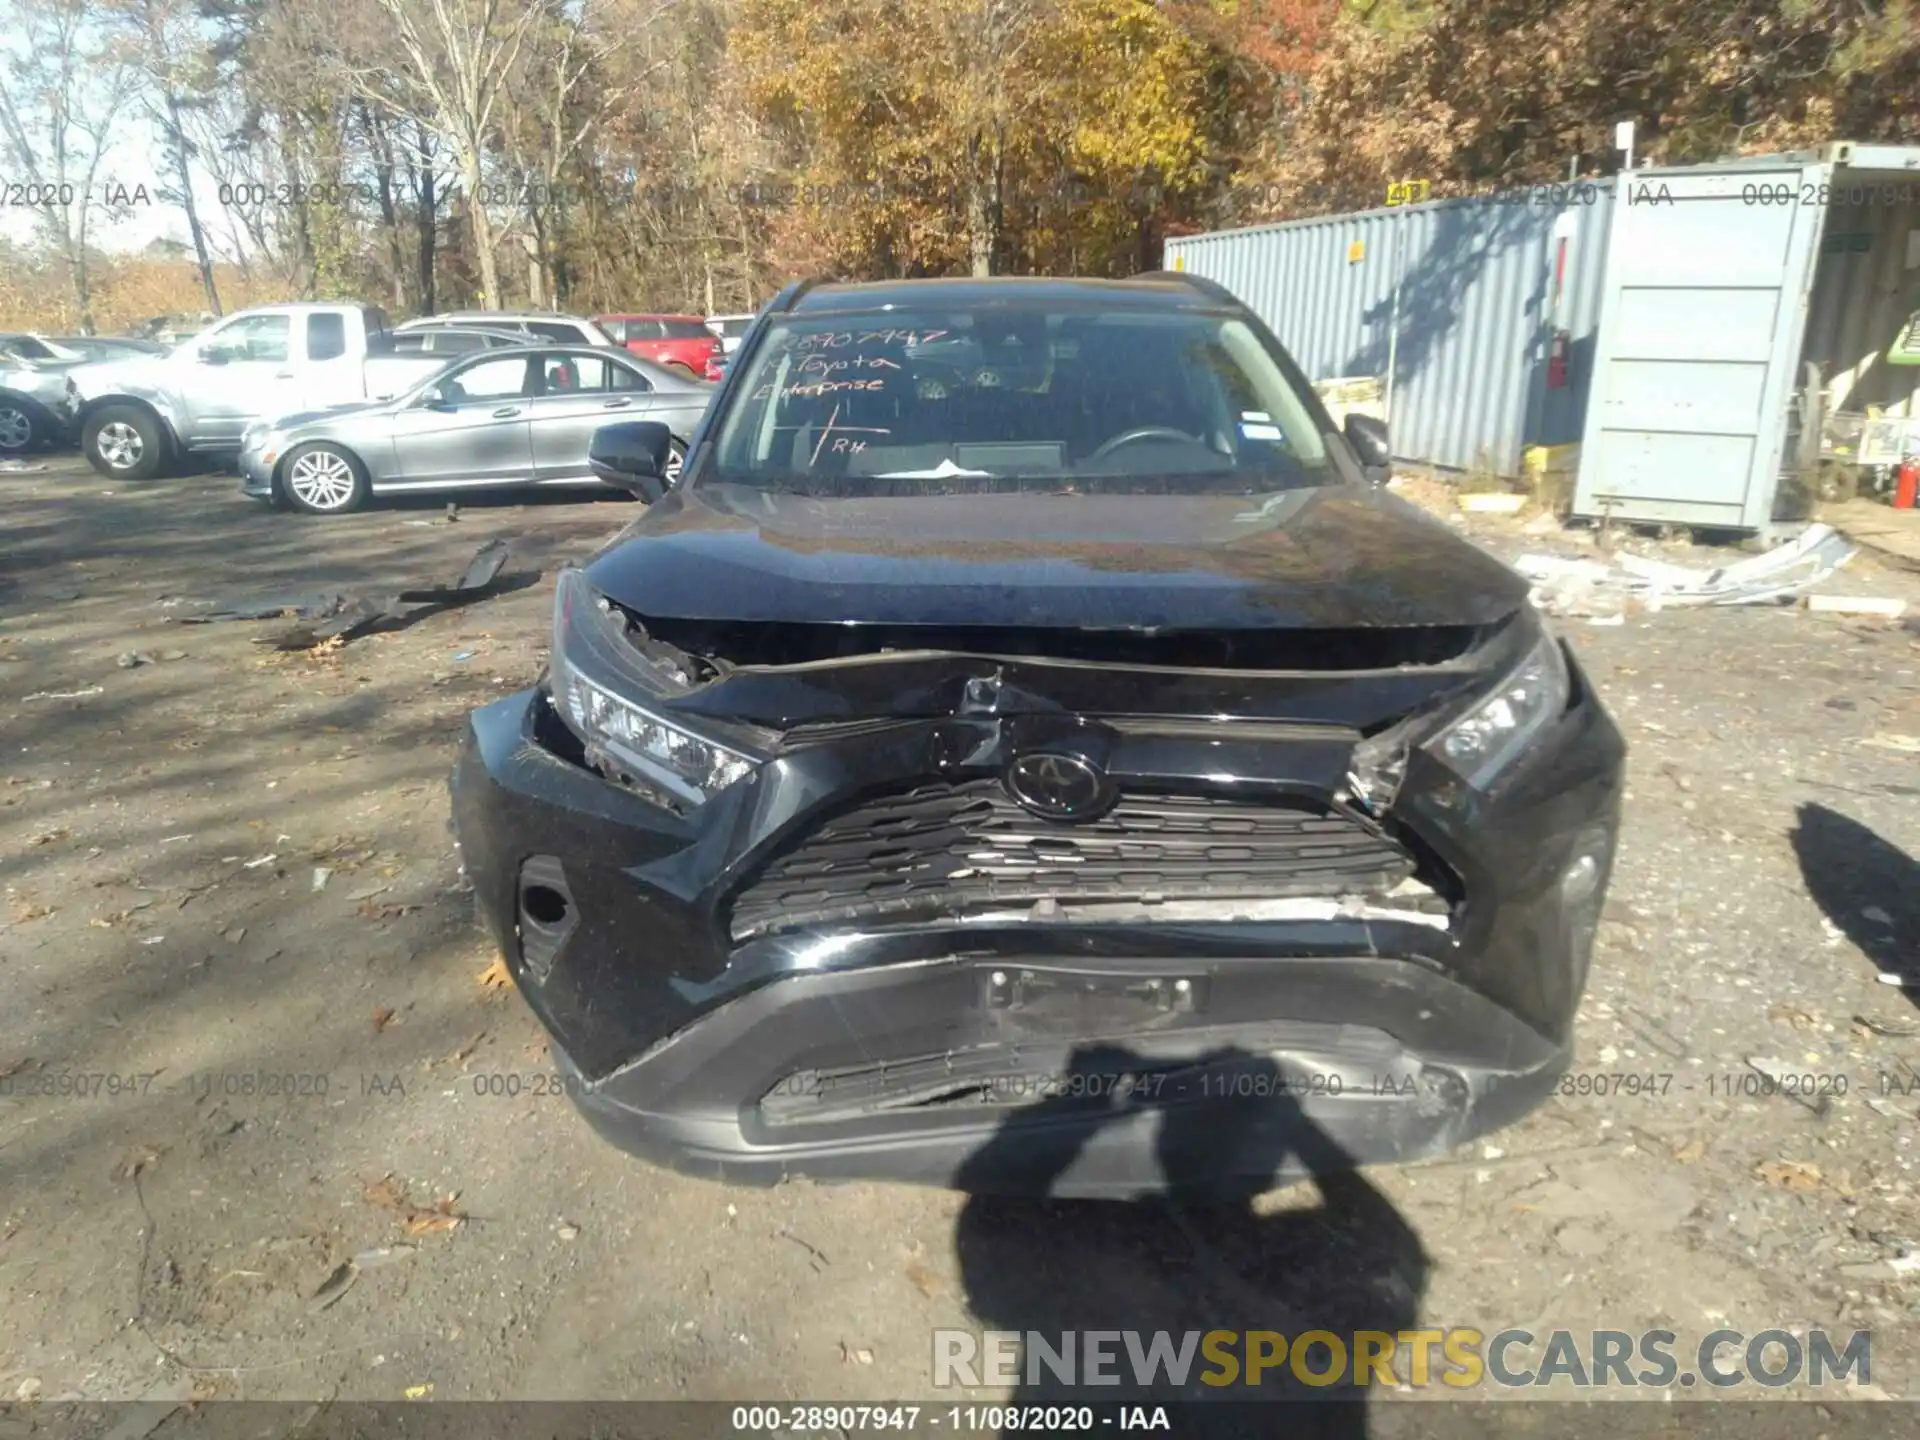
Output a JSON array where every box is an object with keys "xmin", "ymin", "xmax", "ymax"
[
  {"xmin": 785, "ymin": 275, "xmax": 1230, "ymax": 315},
  {"xmin": 596, "ymin": 312, "xmax": 708, "ymax": 322},
  {"xmin": 437, "ymin": 342, "xmax": 707, "ymax": 380},
  {"xmin": 414, "ymin": 311, "xmax": 594, "ymax": 322}
]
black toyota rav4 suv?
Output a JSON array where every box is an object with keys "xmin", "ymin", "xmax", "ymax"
[{"xmin": 449, "ymin": 274, "xmax": 1625, "ymax": 1199}]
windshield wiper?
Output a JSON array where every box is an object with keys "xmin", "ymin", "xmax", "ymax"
[{"xmin": 871, "ymin": 459, "xmax": 994, "ymax": 480}]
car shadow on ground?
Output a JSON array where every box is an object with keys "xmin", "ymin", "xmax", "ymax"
[
  {"xmin": 1791, "ymin": 802, "xmax": 1920, "ymax": 1000},
  {"xmin": 952, "ymin": 1045, "xmax": 1427, "ymax": 1438}
]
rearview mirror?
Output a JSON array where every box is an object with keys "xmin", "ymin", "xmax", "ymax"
[
  {"xmin": 1345, "ymin": 413, "xmax": 1391, "ymax": 484},
  {"xmin": 590, "ymin": 420, "xmax": 673, "ymax": 503}
]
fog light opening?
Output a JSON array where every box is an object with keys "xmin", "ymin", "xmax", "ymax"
[{"xmin": 522, "ymin": 883, "xmax": 571, "ymax": 929}]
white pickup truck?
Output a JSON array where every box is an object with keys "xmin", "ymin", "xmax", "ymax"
[{"xmin": 65, "ymin": 303, "xmax": 448, "ymax": 480}]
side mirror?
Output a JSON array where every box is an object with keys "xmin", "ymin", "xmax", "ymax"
[
  {"xmin": 1345, "ymin": 412, "xmax": 1391, "ymax": 485},
  {"xmin": 421, "ymin": 387, "xmax": 454, "ymax": 412},
  {"xmin": 590, "ymin": 420, "xmax": 673, "ymax": 503},
  {"xmin": 200, "ymin": 347, "xmax": 230, "ymax": 366}
]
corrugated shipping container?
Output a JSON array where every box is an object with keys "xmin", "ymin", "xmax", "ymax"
[{"xmin": 1164, "ymin": 188, "xmax": 1614, "ymax": 477}]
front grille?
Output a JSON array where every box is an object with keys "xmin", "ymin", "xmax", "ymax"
[{"xmin": 726, "ymin": 779, "xmax": 1417, "ymax": 941}]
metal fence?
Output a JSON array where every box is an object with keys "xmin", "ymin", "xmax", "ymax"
[{"xmin": 1164, "ymin": 186, "xmax": 1616, "ymax": 477}]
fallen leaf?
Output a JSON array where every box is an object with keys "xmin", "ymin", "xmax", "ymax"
[
  {"xmin": 404, "ymin": 1384, "xmax": 434, "ymax": 1400},
  {"xmin": 403, "ymin": 1213, "xmax": 462, "ymax": 1237},
  {"xmin": 28, "ymin": 829, "xmax": 69, "ymax": 847},
  {"xmin": 1756, "ymin": 1159, "xmax": 1822, "ymax": 1192},
  {"xmin": 10, "ymin": 899, "xmax": 53, "ymax": 923},
  {"xmin": 477, "ymin": 956, "xmax": 513, "ymax": 993},
  {"xmin": 1672, "ymin": 1139, "xmax": 1708, "ymax": 1163},
  {"xmin": 371, "ymin": 1006, "xmax": 397, "ymax": 1033},
  {"xmin": 904, "ymin": 1261, "xmax": 941, "ymax": 1298},
  {"xmin": 839, "ymin": 1341, "xmax": 874, "ymax": 1365},
  {"xmin": 0, "ymin": 1057, "xmax": 32, "ymax": 1080},
  {"xmin": 448, "ymin": 1031, "xmax": 486, "ymax": 1065},
  {"xmin": 1766, "ymin": 1004, "xmax": 1816, "ymax": 1030},
  {"xmin": 362, "ymin": 1175, "xmax": 409, "ymax": 1211}
]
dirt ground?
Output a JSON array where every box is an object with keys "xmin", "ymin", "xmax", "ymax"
[{"xmin": 3, "ymin": 454, "xmax": 1920, "ymax": 1419}]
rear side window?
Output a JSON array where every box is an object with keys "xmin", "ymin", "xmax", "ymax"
[
  {"xmin": 599, "ymin": 319, "xmax": 628, "ymax": 343},
  {"xmin": 526, "ymin": 321, "xmax": 584, "ymax": 343},
  {"xmin": 307, "ymin": 313, "xmax": 347, "ymax": 361},
  {"xmin": 432, "ymin": 330, "xmax": 488, "ymax": 353},
  {"xmin": 390, "ymin": 334, "xmax": 427, "ymax": 353},
  {"xmin": 662, "ymin": 320, "xmax": 713, "ymax": 339}
]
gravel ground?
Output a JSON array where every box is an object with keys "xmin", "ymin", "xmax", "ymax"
[{"xmin": 1, "ymin": 455, "xmax": 1918, "ymax": 1419}]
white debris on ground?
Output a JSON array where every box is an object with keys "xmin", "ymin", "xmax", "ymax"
[{"xmin": 1516, "ymin": 524, "xmax": 1859, "ymax": 619}]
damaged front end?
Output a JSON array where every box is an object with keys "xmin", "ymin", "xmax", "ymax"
[{"xmin": 450, "ymin": 567, "xmax": 1624, "ymax": 1198}]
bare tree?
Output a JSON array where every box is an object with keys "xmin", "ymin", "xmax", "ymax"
[
  {"xmin": 110, "ymin": 0, "xmax": 225, "ymax": 312},
  {"xmin": 317, "ymin": 0, "xmax": 550, "ymax": 308},
  {"xmin": 0, "ymin": 0, "xmax": 134, "ymax": 330}
]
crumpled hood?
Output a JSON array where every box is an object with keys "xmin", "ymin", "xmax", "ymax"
[{"xmin": 586, "ymin": 481, "xmax": 1531, "ymax": 631}]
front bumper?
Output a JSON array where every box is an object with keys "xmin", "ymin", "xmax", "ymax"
[
  {"xmin": 450, "ymin": 668, "xmax": 1623, "ymax": 1198},
  {"xmin": 238, "ymin": 442, "xmax": 276, "ymax": 498}
]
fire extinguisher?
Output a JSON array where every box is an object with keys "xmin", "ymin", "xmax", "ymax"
[
  {"xmin": 1895, "ymin": 453, "xmax": 1919, "ymax": 510},
  {"xmin": 1547, "ymin": 330, "xmax": 1571, "ymax": 390}
]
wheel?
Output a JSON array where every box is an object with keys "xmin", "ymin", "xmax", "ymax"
[
  {"xmin": 280, "ymin": 442, "xmax": 369, "ymax": 515},
  {"xmin": 664, "ymin": 437, "xmax": 687, "ymax": 487},
  {"xmin": 0, "ymin": 396, "xmax": 47, "ymax": 453},
  {"xmin": 83, "ymin": 403, "xmax": 169, "ymax": 479}
]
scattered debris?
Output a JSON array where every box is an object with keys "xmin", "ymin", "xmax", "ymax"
[
  {"xmin": 1805, "ymin": 594, "xmax": 1906, "ymax": 618},
  {"xmin": 371, "ymin": 1006, "xmax": 397, "ymax": 1033},
  {"xmin": 0, "ymin": 458, "xmax": 47, "ymax": 473},
  {"xmin": 1518, "ymin": 524, "xmax": 1855, "ymax": 616},
  {"xmin": 404, "ymin": 1384, "xmax": 434, "ymax": 1400},
  {"xmin": 905, "ymin": 1260, "xmax": 941, "ymax": 1297},
  {"xmin": 1855, "ymin": 1014, "xmax": 1920, "ymax": 1038},
  {"xmin": 477, "ymin": 956, "xmax": 514, "ymax": 993},
  {"xmin": 557, "ymin": 1223, "xmax": 580, "ymax": 1242},
  {"xmin": 113, "ymin": 1147, "xmax": 161, "ymax": 1182},
  {"xmin": 309, "ymin": 1261, "xmax": 359, "ymax": 1312},
  {"xmin": 23, "ymin": 686, "xmax": 104, "ymax": 702},
  {"xmin": 115, "ymin": 651, "xmax": 155, "ymax": 669},
  {"xmin": 839, "ymin": 1342, "xmax": 875, "ymax": 1366},
  {"xmin": 1839, "ymin": 1253, "xmax": 1920, "ymax": 1282},
  {"xmin": 9, "ymin": 899, "xmax": 53, "ymax": 923},
  {"xmin": 176, "ymin": 540, "xmax": 523, "ymax": 651},
  {"xmin": 311, "ymin": 867, "xmax": 333, "ymax": 892},
  {"xmin": 1459, "ymin": 492, "xmax": 1527, "ymax": 515},
  {"xmin": 1863, "ymin": 733, "xmax": 1920, "ymax": 754}
]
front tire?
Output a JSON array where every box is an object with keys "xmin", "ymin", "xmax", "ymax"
[
  {"xmin": 83, "ymin": 404, "xmax": 169, "ymax": 479},
  {"xmin": 281, "ymin": 442, "xmax": 369, "ymax": 515},
  {"xmin": 0, "ymin": 396, "xmax": 49, "ymax": 453}
]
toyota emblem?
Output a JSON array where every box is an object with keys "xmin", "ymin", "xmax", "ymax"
[{"xmin": 1004, "ymin": 751, "xmax": 1112, "ymax": 821}]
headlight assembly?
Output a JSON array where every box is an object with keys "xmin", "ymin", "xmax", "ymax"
[
  {"xmin": 1424, "ymin": 628, "xmax": 1570, "ymax": 790},
  {"xmin": 545, "ymin": 566, "xmax": 757, "ymax": 808}
]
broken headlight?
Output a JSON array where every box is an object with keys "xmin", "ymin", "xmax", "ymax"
[
  {"xmin": 545, "ymin": 566, "xmax": 757, "ymax": 807},
  {"xmin": 1425, "ymin": 629, "xmax": 1570, "ymax": 790}
]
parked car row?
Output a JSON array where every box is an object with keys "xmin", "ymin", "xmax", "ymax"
[{"xmin": 2, "ymin": 303, "xmax": 717, "ymax": 515}]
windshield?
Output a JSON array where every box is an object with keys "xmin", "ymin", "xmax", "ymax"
[{"xmin": 707, "ymin": 306, "xmax": 1334, "ymax": 495}]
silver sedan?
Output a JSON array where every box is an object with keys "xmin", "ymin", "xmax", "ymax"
[{"xmin": 239, "ymin": 344, "xmax": 714, "ymax": 514}]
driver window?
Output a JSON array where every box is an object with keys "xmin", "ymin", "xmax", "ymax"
[
  {"xmin": 203, "ymin": 314, "xmax": 290, "ymax": 363},
  {"xmin": 444, "ymin": 356, "xmax": 532, "ymax": 404}
]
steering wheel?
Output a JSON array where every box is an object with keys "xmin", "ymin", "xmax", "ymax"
[{"xmin": 1088, "ymin": 426, "xmax": 1204, "ymax": 463}]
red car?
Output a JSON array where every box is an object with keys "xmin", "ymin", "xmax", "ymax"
[{"xmin": 596, "ymin": 315, "xmax": 724, "ymax": 380}]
